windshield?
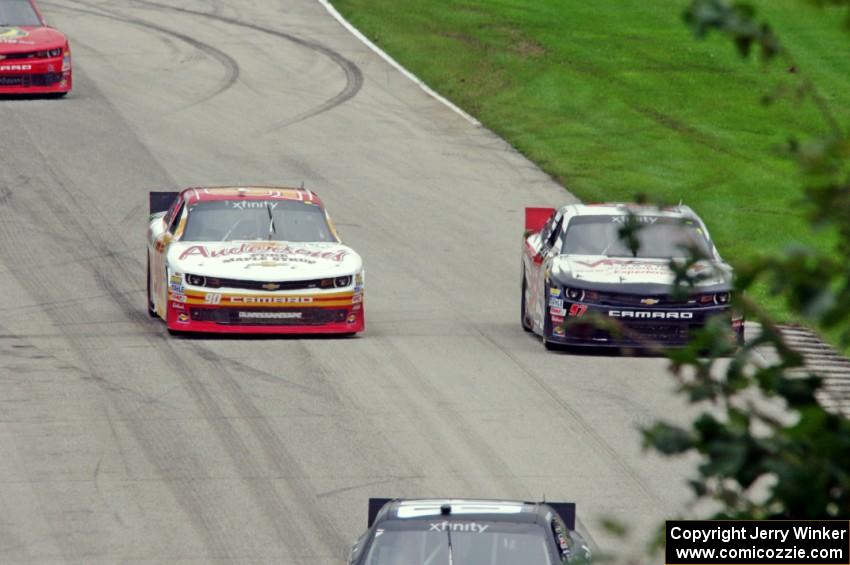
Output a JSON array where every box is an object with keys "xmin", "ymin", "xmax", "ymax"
[
  {"xmin": 363, "ymin": 521, "xmax": 556, "ymax": 565},
  {"xmin": 0, "ymin": 0, "xmax": 41, "ymax": 26},
  {"xmin": 562, "ymin": 215, "xmax": 713, "ymax": 259},
  {"xmin": 180, "ymin": 199, "xmax": 336, "ymax": 243}
]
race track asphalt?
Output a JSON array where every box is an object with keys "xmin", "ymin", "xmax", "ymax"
[{"xmin": 0, "ymin": 1, "xmax": 704, "ymax": 562}]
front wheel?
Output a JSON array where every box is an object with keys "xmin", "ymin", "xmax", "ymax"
[
  {"xmin": 146, "ymin": 256, "xmax": 157, "ymax": 318},
  {"xmin": 540, "ymin": 296, "xmax": 558, "ymax": 351},
  {"xmin": 542, "ymin": 320, "xmax": 559, "ymax": 350},
  {"xmin": 520, "ymin": 272, "xmax": 532, "ymax": 332}
]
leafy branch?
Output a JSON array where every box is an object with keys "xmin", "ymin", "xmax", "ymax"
[{"xmin": 633, "ymin": 0, "xmax": 850, "ymax": 555}]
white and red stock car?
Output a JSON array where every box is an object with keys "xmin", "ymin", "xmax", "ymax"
[{"xmin": 146, "ymin": 187, "xmax": 364, "ymax": 335}]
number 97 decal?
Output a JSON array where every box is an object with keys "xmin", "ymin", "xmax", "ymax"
[
  {"xmin": 568, "ymin": 304, "xmax": 588, "ymax": 317},
  {"xmin": 204, "ymin": 293, "xmax": 222, "ymax": 305}
]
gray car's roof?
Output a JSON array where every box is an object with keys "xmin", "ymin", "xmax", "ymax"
[
  {"xmin": 561, "ymin": 202, "xmax": 700, "ymax": 220},
  {"xmin": 376, "ymin": 499, "xmax": 555, "ymax": 525}
]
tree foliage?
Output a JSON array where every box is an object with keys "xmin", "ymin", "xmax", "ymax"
[{"xmin": 640, "ymin": 0, "xmax": 850, "ymax": 537}]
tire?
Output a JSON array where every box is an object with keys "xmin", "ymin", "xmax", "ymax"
[
  {"xmin": 541, "ymin": 294, "xmax": 558, "ymax": 350},
  {"xmin": 735, "ymin": 324, "xmax": 745, "ymax": 347},
  {"xmin": 146, "ymin": 255, "xmax": 157, "ymax": 318},
  {"xmin": 520, "ymin": 272, "xmax": 532, "ymax": 332},
  {"xmin": 542, "ymin": 317, "xmax": 558, "ymax": 350}
]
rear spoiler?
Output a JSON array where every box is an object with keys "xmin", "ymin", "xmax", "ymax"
[
  {"xmin": 525, "ymin": 207, "xmax": 555, "ymax": 233},
  {"xmin": 150, "ymin": 191, "xmax": 180, "ymax": 215},
  {"xmin": 368, "ymin": 498, "xmax": 393, "ymax": 528},
  {"xmin": 546, "ymin": 502, "xmax": 576, "ymax": 530}
]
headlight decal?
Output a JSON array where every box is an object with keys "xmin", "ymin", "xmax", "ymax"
[
  {"xmin": 566, "ymin": 288, "xmax": 585, "ymax": 301},
  {"xmin": 714, "ymin": 292, "xmax": 731, "ymax": 305}
]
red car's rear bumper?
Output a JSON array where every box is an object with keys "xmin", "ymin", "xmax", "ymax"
[
  {"xmin": 165, "ymin": 300, "xmax": 365, "ymax": 335},
  {"xmin": 0, "ymin": 58, "xmax": 71, "ymax": 94}
]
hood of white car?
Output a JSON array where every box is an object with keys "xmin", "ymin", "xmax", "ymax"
[
  {"xmin": 552, "ymin": 256, "xmax": 730, "ymax": 287},
  {"xmin": 167, "ymin": 241, "xmax": 362, "ymax": 280}
]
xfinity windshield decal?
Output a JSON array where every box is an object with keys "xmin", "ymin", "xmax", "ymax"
[
  {"xmin": 611, "ymin": 215, "xmax": 658, "ymax": 224},
  {"xmin": 428, "ymin": 521, "xmax": 490, "ymax": 533},
  {"xmin": 227, "ymin": 201, "xmax": 279, "ymax": 210}
]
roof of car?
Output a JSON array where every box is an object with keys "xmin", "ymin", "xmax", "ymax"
[
  {"xmin": 378, "ymin": 499, "xmax": 546, "ymax": 525},
  {"xmin": 563, "ymin": 202, "xmax": 699, "ymax": 220},
  {"xmin": 180, "ymin": 186, "xmax": 323, "ymax": 206}
]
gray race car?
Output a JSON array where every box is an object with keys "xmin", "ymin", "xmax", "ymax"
[
  {"xmin": 349, "ymin": 498, "xmax": 591, "ymax": 564},
  {"xmin": 521, "ymin": 203, "xmax": 743, "ymax": 349}
]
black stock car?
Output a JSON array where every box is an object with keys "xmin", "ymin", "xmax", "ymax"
[
  {"xmin": 348, "ymin": 498, "xmax": 591, "ymax": 565},
  {"xmin": 521, "ymin": 203, "xmax": 743, "ymax": 349}
]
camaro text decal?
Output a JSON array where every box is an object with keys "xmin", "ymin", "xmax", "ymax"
[
  {"xmin": 609, "ymin": 311, "xmax": 694, "ymax": 319},
  {"xmin": 229, "ymin": 296, "xmax": 313, "ymax": 304}
]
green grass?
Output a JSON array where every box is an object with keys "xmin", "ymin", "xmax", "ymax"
[{"xmin": 332, "ymin": 0, "xmax": 850, "ymax": 317}]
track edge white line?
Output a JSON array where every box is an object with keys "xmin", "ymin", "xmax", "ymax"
[{"xmin": 316, "ymin": 0, "xmax": 482, "ymax": 127}]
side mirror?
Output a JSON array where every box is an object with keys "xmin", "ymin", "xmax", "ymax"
[{"xmin": 347, "ymin": 534, "xmax": 367, "ymax": 565}]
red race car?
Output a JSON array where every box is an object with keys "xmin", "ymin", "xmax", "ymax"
[{"xmin": 0, "ymin": 0, "xmax": 71, "ymax": 96}]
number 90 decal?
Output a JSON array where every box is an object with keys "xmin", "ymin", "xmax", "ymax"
[{"xmin": 204, "ymin": 293, "xmax": 222, "ymax": 305}]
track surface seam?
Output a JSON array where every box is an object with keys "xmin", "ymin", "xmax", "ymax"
[
  {"xmin": 47, "ymin": 0, "xmax": 240, "ymax": 108},
  {"xmin": 131, "ymin": 0, "xmax": 363, "ymax": 131}
]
